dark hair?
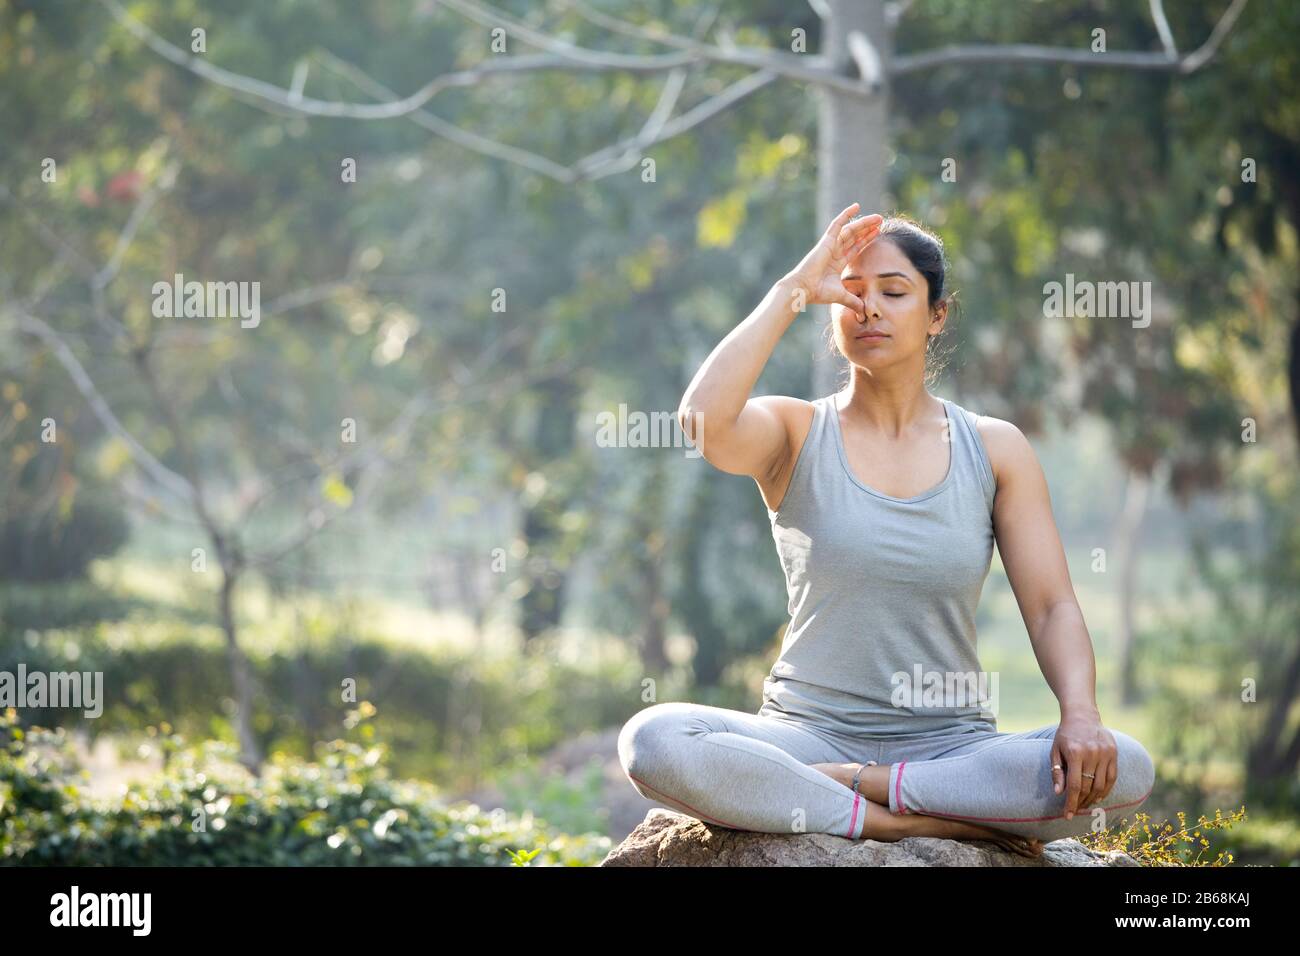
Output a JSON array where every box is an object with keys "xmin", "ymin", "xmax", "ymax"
[{"xmin": 822, "ymin": 212, "xmax": 959, "ymax": 390}]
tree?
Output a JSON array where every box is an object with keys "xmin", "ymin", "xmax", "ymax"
[{"xmin": 8, "ymin": 0, "xmax": 1279, "ymax": 781}]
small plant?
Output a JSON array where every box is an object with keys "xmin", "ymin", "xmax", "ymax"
[
  {"xmin": 505, "ymin": 847, "xmax": 543, "ymax": 866},
  {"xmin": 1078, "ymin": 807, "xmax": 1248, "ymax": 866}
]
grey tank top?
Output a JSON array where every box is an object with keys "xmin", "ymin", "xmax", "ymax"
[{"xmin": 759, "ymin": 394, "xmax": 1001, "ymax": 740}]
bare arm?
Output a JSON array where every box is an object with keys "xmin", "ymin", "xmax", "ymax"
[
  {"xmin": 678, "ymin": 203, "xmax": 880, "ymax": 479},
  {"xmin": 677, "ymin": 278, "xmax": 805, "ymax": 479},
  {"xmin": 981, "ymin": 418, "xmax": 1097, "ymax": 715},
  {"xmin": 980, "ymin": 416, "xmax": 1118, "ymax": 816}
]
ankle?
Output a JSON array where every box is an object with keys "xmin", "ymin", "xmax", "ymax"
[
  {"xmin": 809, "ymin": 761, "xmax": 860, "ymax": 789},
  {"xmin": 858, "ymin": 798, "xmax": 904, "ymax": 842}
]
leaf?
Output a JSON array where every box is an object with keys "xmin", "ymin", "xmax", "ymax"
[
  {"xmin": 320, "ymin": 473, "xmax": 354, "ymax": 508},
  {"xmin": 696, "ymin": 190, "xmax": 746, "ymax": 249}
]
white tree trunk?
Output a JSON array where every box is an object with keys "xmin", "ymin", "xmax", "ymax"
[{"xmin": 813, "ymin": 0, "xmax": 891, "ymax": 398}]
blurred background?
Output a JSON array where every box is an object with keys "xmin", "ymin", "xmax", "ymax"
[{"xmin": 1, "ymin": 0, "xmax": 1297, "ymax": 865}]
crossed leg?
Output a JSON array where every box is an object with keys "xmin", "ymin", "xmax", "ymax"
[
  {"xmin": 847, "ymin": 724, "xmax": 1157, "ymax": 843},
  {"xmin": 617, "ymin": 701, "xmax": 872, "ymax": 838},
  {"xmin": 616, "ymin": 702, "xmax": 1051, "ymax": 854}
]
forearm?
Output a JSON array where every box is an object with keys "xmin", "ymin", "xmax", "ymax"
[
  {"xmin": 1028, "ymin": 600, "xmax": 1100, "ymax": 718},
  {"xmin": 678, "ymin": 277, "xmax": 803, "ymax": 428}
]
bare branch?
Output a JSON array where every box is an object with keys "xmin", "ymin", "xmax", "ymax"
[
  {"xmin": 561, "ymin": 0, "xmax": 719, "ymax": 48},
  {"xmin": 119, "ymin": 474, "xmax": 210, "ymax": 528},
  {"xmin": 566, "ymin": 1, "xmax": 755, "ymax": 180},
  {"xmin": 96, "ymin": 0, "xmax": 476, "ymax": 119},
  {"xmin": 93, "ymin": 162, "xmax": 179, "ymax": 290},
  {"xmin": 1179, "ymin": 0, "xmax": 1249, "ymax": 73},
  {"xmin": 1148, "ymin": 0, "xmax": 1178, "ymax": 61},
  {"xmin": 315, "ymin": 49, "xmax": 775, "ymax": 184},
  {"xmin": 891, "ymin": 0, "xmax": 1249, "ymax": 76},
  {"xmin": 96, "ymin": 0, "xmax": 861, "ymax": 187},
  {"xmin": 10, "ymin": 310, "xmax": 196, "ymax": 502},
  {"xmin": 97, "ymin": 0, "xmax": 764, "ymax": 124},
  {"xmin": 573, "ymin": 69, "xmax": 777, "ymax": 181},
  {"xmin": 625, "ymin": 4, "xmax": 721, "ymax": 145},
  {"xmin": 846, "ymin": 30, "xmax": 884, "ymax": 89},
  {"xmin": 310, "ymin": 51, "xmax": 575, "ymax": 181},
  {"xmin": 443, "ymin": 0, "xmax": 871, "ymax": 95},
  {"xmin": 288, "ymin": 59, "xmax": 309, "ymax": 104}
]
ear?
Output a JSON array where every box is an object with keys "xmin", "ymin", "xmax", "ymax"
[{"xmin": 930, "ymin": 298, "xmax": 948, "ymax": 336}]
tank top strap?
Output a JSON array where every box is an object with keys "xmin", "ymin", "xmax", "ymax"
[{"xmin": 944, "ymin": 399, "xmax": 996, "ymax": 514}]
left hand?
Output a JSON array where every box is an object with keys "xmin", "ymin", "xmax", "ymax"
[{"xmin": 1051, "ymin": 711, "xmax": 1118, "ymax": 820}]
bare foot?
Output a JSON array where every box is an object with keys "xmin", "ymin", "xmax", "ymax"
[
  {"xmin": 892, "ymin": 812, "xmax": 1044, "ymax": 859},
  {"xmin": 808, "ymin": 761, "xmax": 1045, "ymax": 859},
  {"xmin": 941, "ymin": 819, "xmax": 1045, "ymax": 859}
]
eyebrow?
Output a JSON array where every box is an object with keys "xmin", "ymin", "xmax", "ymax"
[{"xmin": 843, "ymin": 272, "xmax": 913, "ymax": 283}]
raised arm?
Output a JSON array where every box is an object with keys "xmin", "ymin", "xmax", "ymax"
[{"xmin": 678, "ymin": 203, "xmax": 881, "ymax": 479}]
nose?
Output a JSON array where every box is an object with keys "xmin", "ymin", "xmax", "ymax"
[{"xmin": 858, "ymin": 292, "xmax": 881, "ymax": 321}]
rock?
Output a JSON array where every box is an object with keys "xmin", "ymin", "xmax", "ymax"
[{"xmin": 600, "ymin": 808, "xmax": 1142, "ymax": 867}]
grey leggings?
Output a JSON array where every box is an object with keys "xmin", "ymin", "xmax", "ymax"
[{"xmin": 617, "ymin": 702, "xmax": 1156, "ymax": 843}]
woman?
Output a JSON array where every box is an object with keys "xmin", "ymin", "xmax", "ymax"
[{"xmin": 616, "ymin": 203, "xmax": 1155, "ymax": 857}]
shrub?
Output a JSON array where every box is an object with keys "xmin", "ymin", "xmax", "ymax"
[
  {"xmin": 1077, "ymin": 807, "xmax": 1249, "ymax": 866},
  {"xmin": 0, "ymin": 708, "xmax": 610, "ymax": 866}
]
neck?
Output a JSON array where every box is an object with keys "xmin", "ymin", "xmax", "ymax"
[{"xmin": 835, "ymin": 368, "xmax": 939, "ymax": 437}]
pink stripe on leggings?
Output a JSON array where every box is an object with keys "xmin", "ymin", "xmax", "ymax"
[
  {"xmin": 848, "ymin": 792, "xmax": 861, "ymax": 838},
  {"xmin": 898, "ymin": 784, "xmax": 1155, "ymax": 824},
  {"xmin": 895, "ymin": 760, "xmax": 908, "ymax": 815}
]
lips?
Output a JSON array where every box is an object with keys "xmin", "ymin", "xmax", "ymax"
[{"xmin": 856, "ymin": 331, "xmax": 889, "ymax": 339}]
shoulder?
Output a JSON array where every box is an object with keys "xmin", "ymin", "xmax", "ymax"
[
  {"xmin": 752, "ymin": 394, "xmax": 817, "ymax": 417},
  {"xmin": 972, "ymin": 414, "xmax": 1039, "ymax": 487},
  {"xmin": 751, "ymin": 394, "xmax": 818, "ymax": 438}
]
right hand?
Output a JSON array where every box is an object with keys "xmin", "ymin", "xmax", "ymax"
[{"xmin": 782, "ymin": 202, "xmax": 883, "ymax": 317}]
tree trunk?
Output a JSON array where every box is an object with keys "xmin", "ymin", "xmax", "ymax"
[
  {"xmin": 813, "ymin": 0, "xmax": 891, "ymax": 398},
  {"xmin": 218, "ymin": 566, "xmax": 262, "ymax": 773},
  {"xmin": 1245, "ymin": 636, "xmax": 1300, "ymax": 803},
  {"xmin": 450, "ymin": 548, "xmax": 485, "ymax": 787},
  {"xmin": 1113, "ymin": 468, "xmax": 1151, "ymax": 707}
]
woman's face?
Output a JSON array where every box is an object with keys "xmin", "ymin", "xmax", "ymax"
[{"xmin": 832, "ymin": 237, "xmax": 945, "ymax": 371}]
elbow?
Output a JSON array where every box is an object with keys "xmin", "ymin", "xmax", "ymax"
[{"xmin": 677, "ymin": 403, "xmax": 701, "ymax": 443}]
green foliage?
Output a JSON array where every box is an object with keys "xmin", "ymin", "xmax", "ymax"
[
  {"xmin": 495, "ymin": 755, "xmax": 609, "ymax": 838},
  {"xmin": 1144, "ymin": 467, "xmax": 1300, "ymax": 814},
  {"xmin": 0, "ymin": 602, "xmax": 646, "ymax": 785},
  {"xmin": 0, "ymin": 579, "xmax": 136, "ymax": 632},
  {"xmin": 0, "ymin": 707, "xmax": 610, "ymax": 866}
]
